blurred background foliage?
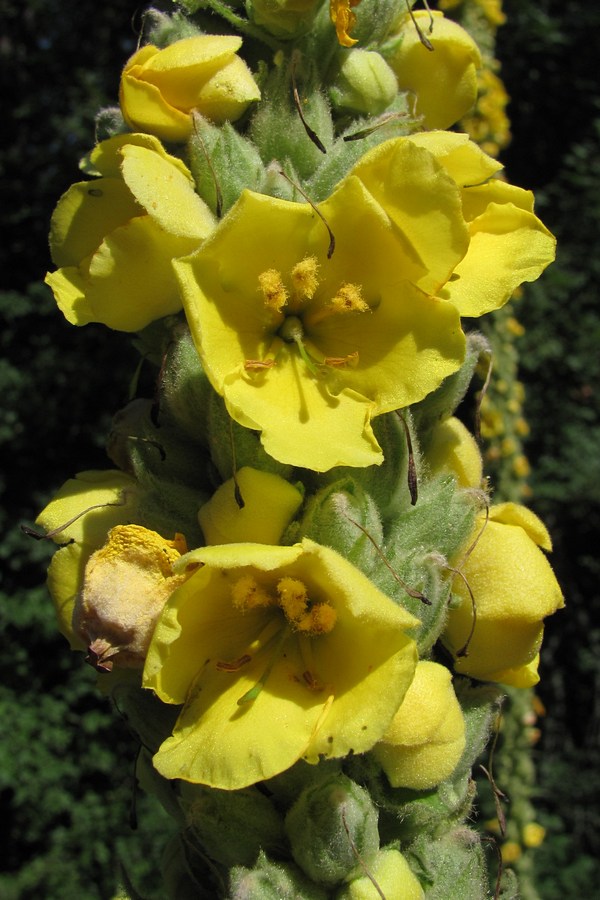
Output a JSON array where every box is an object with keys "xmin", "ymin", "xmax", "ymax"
[{"xmin": 1, "ymin": 0, "xmax": 598, "ymax": 896}]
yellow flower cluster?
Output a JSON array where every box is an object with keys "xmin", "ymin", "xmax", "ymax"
[{"xmin": 37, "ymin": 12, "xmax": 564, "ymax": 892}]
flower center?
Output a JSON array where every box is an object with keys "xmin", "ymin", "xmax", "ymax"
[
  {"xmin": 217, "ymin": 572, "xmax": 337, "ymax": 705},
  {"xmin": 244, "ymin": 256, "xmax": 369, "ymax": 374}
]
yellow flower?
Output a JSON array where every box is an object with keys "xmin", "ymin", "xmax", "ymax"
[
  {"xmin": 119, "ymin": 36, "xmax": 261, "ymax": 142},
  {"xmin": 350, "ymin": 132, "xmax": 556, "ymax": 317},
  {"xmin": 175, "ymin": 180, "xmax": 465, "ymax": 471},
  {"xmin": 522, "ymin": 822, "xmax": 546, "ymax": 848},
  {"xmin": 442, "ymin": 503, "xmax": 565, "ymax": 686},
  {"xmin": 372, "ymin": 661, "xmax": 466, "ymax": 790},
  {"xmin": 388, "ymin": 11, "xmax": 481, "ymax": 129},
  {"xmin": 35, "ymin": 470, "xmax": 139, "ymax": 648},
  {"xmin": 74, "ymin": 525, "xmax": 187, "ymax": 671},
  {"xmin": 330, "ymin": 0, "xmax": 361, "ymax": 47},
  {"xmin": 143, "ymin": 539, "xmax": 418, "ymax": 789},
  {"xmin": 198, "ymin": 467, "xmax": 303, "ymax": 545},
  {"xmin": 45, "ymin": 134, "xmax": 215, "ymax": 331}
]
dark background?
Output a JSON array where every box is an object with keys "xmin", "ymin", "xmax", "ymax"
[{"xmin": 1, "ymin": 0, "xmax": 599, "ymax": 895}]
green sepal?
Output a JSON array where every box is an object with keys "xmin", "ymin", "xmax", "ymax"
[
  {"xmin": 284, "ymin": 773, "xmax": 380, "ymax": 886},
  {"xmin": 157, "ymin": 323, "xmax": 213, "ymax": 446},
  {"xmin": 187, "ymin": 116, "xmax": 266, "ymax": 217},
  {"xmin": 161, "ymin": 833, "xmax": 222, "ymax": 900},
  {"xmin": 380, "ymin": 476, "xmax": 477, "ymax": 651},
  {"xmin": 285, "ymin": 477, "xmax": 384, "ymax": 576},
  {"xmin": 107, "ymin": 398, "xmax": 210, "ymax": 544},
  {"xmin": 403, "ymin": 829, "xmax": 488, "ymax": 900},
  {"xmin": 179, "ymin": 782, "xmax": 286, "ymax": 868},
  {"xmin": 249, "ymin": 54, "xmax": 334, "ymax": 181},
  {"xmin": 206, "ymin": 389, "xmax": 294, "ymax": 482},
  {"xmin": 229, "ymin": 851, "xmax": 329, "ymax": 900},
  {"xmin": 306, "ymin": 410, "xmax": 416, "ymax": 524},
  {"xmin": 452, "ymin": 680, "xmax": 504, "ymax": 782}
]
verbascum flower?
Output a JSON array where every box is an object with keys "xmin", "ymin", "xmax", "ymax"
[
  {"xmin": 73, "ymin": 525, "xmax": 188, "ymax": 671},
  {"xmin": 198, "ymin": 467, "xmax": 304, "ymax": 545},
  {"xmin": 442, "ymin": 503, "xmax": 565, "ymax": 686},
  {"xmin": 387, "ymin": 10, "xmax": 482, "ymax": 129},
  {"xmin": 349, "ymin": 132, "xmax": 556, "ymax": 317},
  {"xmin": 175, "ymin": 181, "xmax": 466, "ymax": 471},
  {"xmin": 330, "ymin": 0, "xmax": 361, "ymax": 47},
  {"xmin": 35, "ymin": 470, "xmax": 139, "ymax": 648},
  {"xmin": 120, "ymin": 36, "xmax": 261, "ymax": 142},
  {"xmin": 45, "ymin": 134, "xmax": 215, "ymax": 331},
  {"xmin": 372, "ymin": 661, "xmax": 466, "ymax": 790},
  {"xmin": 143, "ymin": 539, "xmax": 419, "ymax": 789}
]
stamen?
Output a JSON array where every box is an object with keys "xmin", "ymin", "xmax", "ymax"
[
  {"xmin": 216, "ymin": 654, "xmax": 252, "ymax": 672},
  {"xmin": 296, "ymin": 602, "xmax": 337, "ymax": 635},
  {"xmin": 231, "ymin": 575, "xmax": 275, "ymax": 611},
  {"xmin": 298, "ymin": 634, "xmax": 325, "ymax": 692},
  {"xmin": 290, "ymin": 257, "xmax": 320, "ymax": 304},
  {"xmin": 237, "ymin": 625, "xmax": 291, "ymax": 705},
  {"xmin": 277, "ymin": 577, "xmax": 309, "ymax": 622},
  {"xmin": 244, "ymin": 359, "xmax": 275, "ymax": 370},
  {"xmin": 258, "ymin": 269, "xmax": 288, "ymax": 313},
  {"xmin": 331, "ymin": 283, "xmax": 369, "ymax": 313},
  {"xmin": 323, "ymin": 351, "xmax": 359, "ymax": 368}
]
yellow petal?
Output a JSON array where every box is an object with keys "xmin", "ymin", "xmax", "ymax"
[
  {"xmin": 224, "ymin": 355, "xmax": 383, "ymax": 471},
  {"xmin": 119, "ymin": 143, "xmax": 215, "ymax": 240},
  {"xmin": 45, "ymin": 265, "xmax": 94, "ymax": 326},
  {"xmin": 120, "ymin": 70, "xmax": 193, "ymax": 142},
  {"xmin": 444, "ymin": 202, "xmax": 556, "ymax": 316},
  {"xmin": 425, "ymin": 416, "xmax": 483, "ymax": 488},
  {"xmin": 198, "ymin": 467, "xmax": 303, "ymax": 545},
  {"xmin": 489, "ymin": 502, "xmax": 553, "ymax": 552},
  {"xmin": 193, "ymin": 55, "xmax": 261, "ymax": 124},
  {"xmin": 82, "ymin": 217, "xmax": 198, "ymax": 331},
  {"xmin": 390, "ymin": 11, "xmax": 481, "ymax": 130},
  {"xmin": 48, "ymin": 178, "xmax": 141, "ymax": 268},
  {"xmin": 89, "ymin": 133, "xmax": 192, "ymax": 180},
  {"xmin": 406, "ymin": 130, "xmax": 502, "ymax": 186},
  {"xmin": 46, "ymin": 543, "xmax": 87, "ymax": 650},
  {"xmin": 349, "ymin": 139, "xmax": 470, "ymax": 295}
]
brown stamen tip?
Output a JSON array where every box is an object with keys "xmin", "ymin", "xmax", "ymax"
[
  {"xmin": 324, "ymin": 351, "xmax": 359, "ymax": 368},
  {"xmin": 303, "ymin": 670, "xmax": 324, "ymax": 691},
  {"xmin": 216, "ymin": 654, "xmax": 252, "ymax": 672},
  {"xmin": 244, "ymin": 359, "xmax": 275, "ymax": 370}
]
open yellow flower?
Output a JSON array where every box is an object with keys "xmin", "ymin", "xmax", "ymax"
[
  {"xmin": 143, "ymin": 539, "xmax": 418, "ymax": 789},
  {"xmin": 442, "ymin": 503, "xmax": 565, "ymax": 686},
  {"xmin": 35, "ymin": 470, "xmax": 138, "ymax": 648},
  {"xmin": 45, "ymin": 133, "xmax": 215, "ymax": 331},
  {"xmin": 349, "ymin": 132, "xmax": 556, "ymax": 318},
  {"xmin": 120, "ymin": 36, "xmax": 261, "ymax": 142},
  {"xmin": 388, "ymin": 10, "xmax": 482, "ymax": 130},
  {"xmin": 175, "ymin": 179, "xmax": 466, "ymax": 471}
]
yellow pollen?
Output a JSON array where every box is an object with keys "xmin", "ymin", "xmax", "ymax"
[
  {"xmin": 258, "ymin": 269, "xmax": 288, "ymax": 313},
  {"xmin": 330, "ymin": 283, "xmax": 369, "ymax": 314},
  {"xmin": 231, "ymin": 575, "xmax": 275, "ymax": 611},
  {"xmin": 291, "ymin": 257, "xmax": 320, "ymax": 302},
  {"xmin": 296, "ymin": 603, "xmax": 337, "ymax": 634},
  {"xmin": 277, "ymin": 576, "xmax": 309, "ymax": 621}
]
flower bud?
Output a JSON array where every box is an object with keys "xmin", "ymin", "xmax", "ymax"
[
  {"xmin": 424, "ymin": 416, "xmax": 483, "ymax": 489},
  {"xmin": 73, "ymin": 524, "xmax": 187, "ymax": 670},
  {"xmin": 180, "ymin": 783, "xmax": 285, "ymax": 867},
  {"xmin": 443, "ymin": 503, "xmax": 565, "ymax": 686},
  {"xmin": 247, "ymin": 0, "xmax": 321, "ymax": 39},
  {"xmin": 198, "ymin": 467, "xmax": 303, "ymax": 545},
  {"xmin": 329, "ymin": 49, "xmax": 398, "ymax": 115},
  {"xmin": 230, "ymin": 851, "xmax": 329, "ymax": 899},
  {"xmin": 120, "ymin": 36, "xmax": 261, "ymax": 143},
  {"xmin": 372, "ymin": 661, "xmax": 466, "ymax": 790},
  {"xmin": 385, "ymin": 10, "xmax": 481, "ymax": 129},
  {"xmin": 337, "ymin": 848, "xmax": 424, "ymax": 899},
  {"xmin": 285, "ymin": 774, "xmax": 380, "ymax": 885}
]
